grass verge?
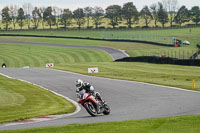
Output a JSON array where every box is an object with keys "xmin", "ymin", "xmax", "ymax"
[
  {"xmin": 1, "ymin": 115, "xmax": 200, "ymax": 133},
  {"xmin": 0, "ymin": 75, "xmax": 75, "ymax": 123},
  {"xmin": 54, "ymin": 62, "xmax": 200, "ymax": 91}
]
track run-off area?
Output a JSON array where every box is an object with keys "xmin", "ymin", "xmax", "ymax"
[{"xmin": 0, "ymin": 68, "xmax": 200, "ymax": 130}]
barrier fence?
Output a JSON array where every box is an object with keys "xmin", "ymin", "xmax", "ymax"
[{"xmin": 141, "ymin": 49, "xmax": 200, "ymax": 59}]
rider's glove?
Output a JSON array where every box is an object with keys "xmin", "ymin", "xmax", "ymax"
[{"xmin": 76, "ymin": 93, "xmax": 81, "ymax": 98}]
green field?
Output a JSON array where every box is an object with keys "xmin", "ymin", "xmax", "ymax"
[
  {"xmin": 0, "ymin": 43, "xmax": 112, "ymax": 67},
  {"xmin": 0, "ymin": 75, "xmax": 75, "ymax": 123},
  {"xmin": 1, "ymin": 27, "xmax": 200, "ymax": 45},
  {"xmin": 1, "ymin": 115, "xmax": 200, "ymax": 133}
]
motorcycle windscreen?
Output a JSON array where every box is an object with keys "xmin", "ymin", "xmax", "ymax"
[{"xmin": 82, "ymin": 93, "xmax": 89, "ymax": 99}]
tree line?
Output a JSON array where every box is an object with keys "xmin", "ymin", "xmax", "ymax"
[{"xmin": 1, "ymin": 0, "xmax": 200, "ymax": 30}]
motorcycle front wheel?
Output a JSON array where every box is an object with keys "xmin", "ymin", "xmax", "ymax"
[
  {"xmin": 84, "ymin": 102, "xmax": 97, "ymax": 117},
  {"xmin": 103, "ymin": 104, "xmax": 110, "ymax": 115}
]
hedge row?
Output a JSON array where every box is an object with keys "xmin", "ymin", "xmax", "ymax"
[
  {"xmin": 0, "ymin": 34, "xmax": 173, "ymax": 47},
  {"xmin": 115, "ymin": 56, "xmax": 200, "ymax": 66}
]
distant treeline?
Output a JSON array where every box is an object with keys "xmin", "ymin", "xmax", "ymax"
[{"xmin": 1, "ymin": 0, "xmax": 200, "ymax": 30}]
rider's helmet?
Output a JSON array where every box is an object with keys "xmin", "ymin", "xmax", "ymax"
[{"xmin": 76, "ymin": 79, "xmax": 83, "ymax": 89}]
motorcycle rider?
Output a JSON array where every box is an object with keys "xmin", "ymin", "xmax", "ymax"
[{"xmin": 75, "ymin": 79, "xmax": 104, "ymax": 114}]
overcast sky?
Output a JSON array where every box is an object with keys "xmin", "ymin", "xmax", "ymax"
[{"xmin": 0, "ymin": 0, "xmax": 199, "ymax": 11}]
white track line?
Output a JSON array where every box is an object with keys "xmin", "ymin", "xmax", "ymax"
[{"xmin": 0, "ymin": 72, "xmax": 81, "ymax": 127}]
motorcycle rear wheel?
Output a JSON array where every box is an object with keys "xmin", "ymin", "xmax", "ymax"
[{"xmin": 84, "ymin": 102, "xmax": 97, "ymax": 117}]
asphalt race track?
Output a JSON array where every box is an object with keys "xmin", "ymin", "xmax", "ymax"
[
  {"xmin": 0, "ymin": 68, "xmax": 200, "ymax": 130},
  {"xmin": 0, "ymin": 41, "xmax": 128, "ymax": 60}
]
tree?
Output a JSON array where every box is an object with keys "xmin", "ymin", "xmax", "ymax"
[
  {"xmin": 92, "ymin": 6, "xmax": 104, "ymax": 29},
  {"xmin": 17, "ymin": 8, "xmax": 25, "ymax": 30},
  {"xmin": 32, "ymin": 7, "xmax": 40, "ymax": 29},
  {"xmin": 105, "ymin": 5, "xmax": 121, "ymax": 28},
  {"xmin": 23, "ymin": 3, "xmax": 33, "ymax": 29},
  {"xmin": 158, "ymin": 2, "xmax": 169, "ymax": 27},
  {"xmin": 9, "ymin": 5, "xmax": 18, "ymax": 30},
  {"xmin": 140, "ymin": 6, "xmax": 153, "ymax": 27},
  {"xmin": 43, "ymin": 7, "xmax": 56, "ymax": 30},
  {"xmin": 150, "ymin": 3, "xmax": 159, "ymax": 27},
  {"xmin": 174, "ymin": 6, "xmax": 190, "ymax": 26},
  {"xmin": 122, "ymin": 2, "xmax": 138, "ymax": 28},
  {"xmin": 190, "ymin": 6, "xmax": 200, "ymax": 25},
  {"xmin": 162, "ymin": 0, "xmax": 179, "ymax": 27},
  {"xmin": 53, "ymin": 6, "xmax": 62, "ymax": 29},
  {"xmin": 39, "ymin": 7, "xmax": 45, "ymax": 29},
  {"xmin": 84, "ymin": 7, "xmax": 93, "ymax": 29},
  {"xmin": 73, "ymin": 8, "xmax": 85, "ymax": 29},
  {"xmin": 39, "ymin": 7, "xmax": 45, "ymax": 30},
  {"xmin": 60, "ymin": 8, "xmax": 72, "ymax": 28},
  {"xmin": 1, "ymin": 7, "xmax": 11, "ymax": 30}
]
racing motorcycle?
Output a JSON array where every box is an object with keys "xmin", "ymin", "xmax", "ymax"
[{"xmin": 77, "ymin": 91, "xmax": 110, "ymax": 116}]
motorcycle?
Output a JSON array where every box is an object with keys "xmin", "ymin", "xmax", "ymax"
[{"xmin": 77, "ymin": 91, "xmax": 110, "ymax": 116}]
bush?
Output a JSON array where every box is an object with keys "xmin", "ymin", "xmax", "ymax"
[
  {"xmin": 197, "ymin": 44, "xmax": 200, "ymax": 49},
  {"xmin": 98, "ymin": 26, "xmax": 105, "ymax": 29},
  {"xmin": 142, "ymin": 26, "xmax": 150, "ymax": 28},
  {"xmin": 186, "ymin": 24, "xmax": 196, "ymax": 27},
  {"xmin": 118, "ymin": 26, "xmax": 127, "ymax": 29}
]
